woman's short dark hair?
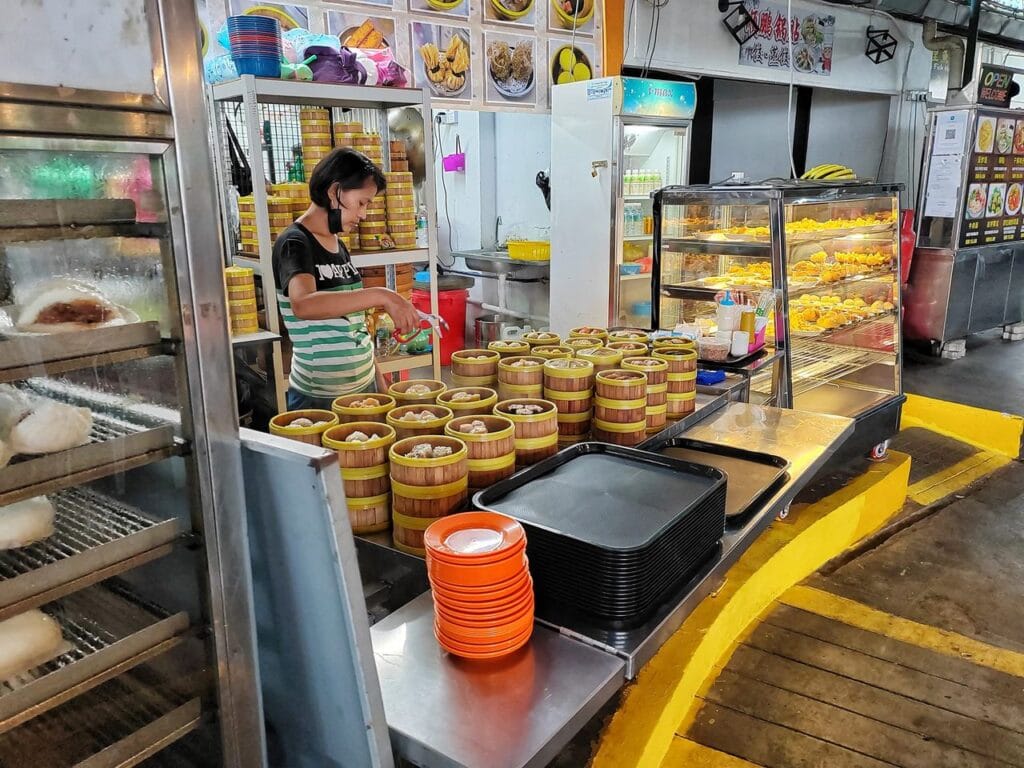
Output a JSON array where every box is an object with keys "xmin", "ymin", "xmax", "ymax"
[{"xmin": 308, "ymin": 148, "xmax": 387, "ymax": 207}]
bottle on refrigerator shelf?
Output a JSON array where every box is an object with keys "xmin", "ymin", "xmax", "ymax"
[{"xmin": 415, "ymin": 205, "xmax": 428, "ymax": 248}]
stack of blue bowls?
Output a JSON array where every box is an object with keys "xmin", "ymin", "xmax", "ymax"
[{"xmin": 227, "ymin": 15, "xmax": 282, "ymax": 78}]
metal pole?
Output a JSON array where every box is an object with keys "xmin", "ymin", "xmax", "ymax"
[{"xmin": 963, "ymin": 0, "xmax": 983, "ymax": 89}]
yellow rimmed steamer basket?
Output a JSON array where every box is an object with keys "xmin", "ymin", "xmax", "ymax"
[
  {"xmin": 269, "ymin": 410, "xmax": 339, "ymax": 446},
  {"xmin": 497, "ymin": 356, "xmax": 544, "ymax": 400},
  {"xmin": 450, "ymin": 349, "xmax": 500, "ymax": 385},
  {"xmin": 593, "ymin": 370, "xmax": 648, "ymax": 447},
  {"xmin": 322, "ymin": 422, "xmax": 396, "ymax": 534},
  {"xmin": 386, "ymin": 404, "xmax": 454, "ymax": 441},
  {"xmin": 436, "ymin": 387, "xmax": 498, "ymax": 417},
  {"xmin": 487, "ymin": 339, "xmax": 531, "ymax": 360},
  {"xmin": 608, "ymin": 328, "xmax": 650, "ymax": 343},
  {"xmin": 607, "ymin": 340, "xmax": 649, "ymax": 357},
  {"xmin": 521, "ymin": 331, "xmax": 561, "ymax": 350},
  {"xmin": 622, "ymin": 357, "xmax": 670, "ymax": 432},
  {"xmin": 543, "ymin": 358, "xmax": 595, "ymax": 437},
  {"xmin": 390, "ymin": 436, "xmax": 469, "ymax": 556},
  {"xmin": 495, "ymin": 398, "xmax": 559, "ymax": 467},
  {"xmin": 563, "ymin": 337, "xmax": 602, "ymax": 353},
  {"xmin": 568, "ymin": 326, "xmax": 608, "ymax": 343},
  {"xmin": 653, "ymin": 347, "xmax": 698, "ymax": 418},
  {"xmin": 331, "ymin": 393, "xmax": 397, "ymax": 424},
  {"xmin": 445, "ymin": 415, "xmax": 517, "ymax": 490},
  {"xmin": 576, "ymin": 346, "xmax": 624, "ymax": 374},
  {"xmin": 532, "ymin": 345, "xmax": 574, "ymax": 361},
  {"xmin": 651, "ymin": 337, "xmax": 696, "ymax": 352},
  {"xmin": 388, "ymin": 379, "xmax": 447, "ymax": 406}
]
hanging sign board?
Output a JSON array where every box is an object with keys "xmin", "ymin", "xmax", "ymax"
[
  {"xmin": 977, "ymin": 64, "xmax": 1015, "ymax": 109},
  {"xmin": 737, "ymin": 1, "xmax": 835, "ymax": 77}
]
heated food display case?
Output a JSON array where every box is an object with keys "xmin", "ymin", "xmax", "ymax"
[
  {"xmin": 0, "ymin": 2, "xmax": 264, "ymax": 766},
  {"xmin": 652, "ymin": 182, "xmax": 903, "ymax": 457},
  {"xmin": 908, "ymin": 105, "xmax": 1024, "ymax": 351}
]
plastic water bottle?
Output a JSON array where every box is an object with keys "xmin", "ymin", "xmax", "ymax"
[{"xmin": 415, "ymin": 205, "xmax": 428, "ymax": 248}]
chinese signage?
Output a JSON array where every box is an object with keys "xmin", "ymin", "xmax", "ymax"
[
  {"xmin": 977, "ymin": 64, "xmax": 1015, "ymax": 109},
  {"xmin": 738, "ymin": 1, "xmax": 834, "ymax": 77},
  {"xmin": 961, "ymin": 111, "xmax": 1024, "ymax": 247},
  {"xmin": 620, "ymin": 77, "xmax": 696, "ymax": 120}
]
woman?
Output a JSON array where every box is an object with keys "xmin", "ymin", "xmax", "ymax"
[{"xmin": 273, "ymin": 148, "xmax": 419, "ymax": 411}]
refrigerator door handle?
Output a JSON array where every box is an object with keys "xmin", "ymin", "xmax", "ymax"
[{"xmin": 591, "ymin": 159, "xmax": 609, "ymax": 177}]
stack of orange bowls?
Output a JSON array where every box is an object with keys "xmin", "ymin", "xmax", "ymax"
[{"xmin": 425, "ymin": 512, "xmax": 534, "ymax": 660}]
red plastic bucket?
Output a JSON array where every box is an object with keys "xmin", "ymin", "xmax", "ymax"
[{"xmin": 412, "ymin": 288, "xmax": 467, "ymax": 365}]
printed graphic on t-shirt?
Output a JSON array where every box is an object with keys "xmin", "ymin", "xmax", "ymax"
[{"xmin": 317, "ymin": 261, "xmax": 361, "ymax": 282}]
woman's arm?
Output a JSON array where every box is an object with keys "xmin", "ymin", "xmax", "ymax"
[{"xmin": 287, "ymin": 274, "xmax": 420, "ymax": 333}]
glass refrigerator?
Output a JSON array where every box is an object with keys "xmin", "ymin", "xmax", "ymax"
[{"xmin": 550, "ymin": 77, "xmax": 694, "ymax": 332}]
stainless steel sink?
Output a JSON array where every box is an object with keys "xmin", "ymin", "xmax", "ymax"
[{"xmin": 453, "ymin": 249, "xmax": 550, "ymax": 280}]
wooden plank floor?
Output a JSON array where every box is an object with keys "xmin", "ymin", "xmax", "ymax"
[{"xmin": 681, "ymin": 461, "xmax": 1024, "ymax": 768}]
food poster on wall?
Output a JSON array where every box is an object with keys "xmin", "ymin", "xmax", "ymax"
[
  {"xmin": 484, "ymin": 32, "xmax": 537, "ymax": 106},
  {"xmin": 484, "ymin": 0, "xmax": 537, "ymax": 29},
  {"xmin": 961, "ymin": 111, "xmax": 1024, "ymax": 247},
  {"xmin": 413, "ymin": 22, "xmax": 472, "ymax": 102},
  {"xmin": 738, "ymin": 0, "xmax": 834, "ymax": 77},
  {"xmin": 548, "ymin": 39, "xmax": 595, "ymax": 90},
  {"xmin": 327, "ymin": 11, "xmax": 408, "ymax": 75},
  {"xmin": 409, "ymin": 0, "xmax": 469, "ymax": 18},
  {"xmin": 547, "ymin": 0, "xmax": 594, "ymax": 35}
]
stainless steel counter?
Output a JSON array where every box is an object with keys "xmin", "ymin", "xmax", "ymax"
[
  {"xmin": 372, "ymin": 593, "xmax": 625, "ymax": 768},
  {"xmin": 370, "ymin": 403, "xmax": 854, "ymax": 766}
]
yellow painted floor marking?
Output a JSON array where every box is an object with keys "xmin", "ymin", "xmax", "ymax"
[
  {"xmin": 591, "ymin": 453, "xmax": 911, "ymax": 768},
  {"xmin": 907, "ymin": 450, "xmax": 1011, "ymax": 505},
  {"xmin": 664, "ymin": 737, "xmax": 761, "ymax": 767},
  {"xmin": 902, "ymin": 393, "xmax": 1023, "ymax": 459},
  {"xmin": 781, "ymin": 585, "xmax": 1024, "ymax": 679}
]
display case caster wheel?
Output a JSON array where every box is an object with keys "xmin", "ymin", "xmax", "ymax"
[
  {"xmin": 868, "ymin": 440, "xmax": 890, "ymax": 462},
  {"xmin": 776, "ymin": 504, "xmax": 790, "ymax": 521}
]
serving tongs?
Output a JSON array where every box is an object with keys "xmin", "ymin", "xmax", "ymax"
[{"xmin": 393, "ymin": 310, "xmax": 449, "ymax": 344}]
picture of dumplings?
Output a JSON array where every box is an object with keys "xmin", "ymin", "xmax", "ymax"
[{"xmin": 416, "ymin": 26, "xmax": 471, "ymax": 98}]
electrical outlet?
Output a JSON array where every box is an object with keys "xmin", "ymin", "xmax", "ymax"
[{"xmin": 437, "ymin": 111, "xmax": 459, "ymax": 125}]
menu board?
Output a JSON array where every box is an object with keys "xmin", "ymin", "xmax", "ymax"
[{"xmin": 961, "ymin": 111, "xmax": 1024, "ymax": 247}]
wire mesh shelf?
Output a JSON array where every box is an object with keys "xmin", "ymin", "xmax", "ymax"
[{"xmin": 752, "ymin": 339, "xmax": 892, "ymax": 398}]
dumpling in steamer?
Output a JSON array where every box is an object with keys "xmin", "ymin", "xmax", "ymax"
[
  {"xmin": 17, "ymin": 280, "xmax": 125, "ymax": 333},
  {"xmin": 8, "ymin": 402, "xmax": 93, "ymax": 455},
  {"xmin": 0, "ymin": 496, "xmax": 55, "ymax": 549}
]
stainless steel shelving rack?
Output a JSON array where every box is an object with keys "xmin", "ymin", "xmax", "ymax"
[
  {"xmin": 652, "ymin": 182, "xmax": 905, "ymax": 459},
  {"xmin": 0, "ymin": 2, "xmax": 264, "ymax": 766},
  {"xmin": 209, "ymin": 77, "xmax": 443, "ymax": 411}
]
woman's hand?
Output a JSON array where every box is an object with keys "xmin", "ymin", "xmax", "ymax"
[{"xmin": 382, "ymin": 290, "xmax": 420, "ymax": 336}]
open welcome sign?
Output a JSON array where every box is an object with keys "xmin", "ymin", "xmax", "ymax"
[{"xmin": 978, "ymin": 64, "xmax": 1015, "ymax": 109}]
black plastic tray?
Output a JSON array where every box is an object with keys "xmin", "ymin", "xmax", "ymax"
[
  {"xmin": 473, "ymin": 442, "xmax": 726, "ymax": 552},
  {"xmin": 698, "ymin": 344, "xmax": 766, "ymax": 367},
  {"xmin": 654, "ymin": 439, "xmax": 788, "ymax": 520}
]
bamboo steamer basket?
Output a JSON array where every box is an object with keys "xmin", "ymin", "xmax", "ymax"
[
  {"xmin": 653, "ymin": 348, "xmax": 698, "ymax": 393},
  {"xmin": 568, "ymin": 326, "xmax": 608, "ymax": 342},
  {"xmin": 390, "ymin": 436, "xmax": 469, "ymax": 554},
  {"xmin": 450, "ymin": 349, "xmax": 500, "ymax": 379},
  {"xmin": 445, "ymin": 415, "xmax": 516, "ymax": 489},
  {"xmin": 542, "ymin": 358, "xmax": 594, "ymax": 392},
  {"xmin": 495, "ymin": 399, "xmax": 559, "ymax": 466},
  {"xmin": 622, "ymin": 357, "xmax": 669, "ymax": 386},
  {"xmin": 521, "ymin": 331, "xmax": 561, "ymax": 349},
  {"xmin": 608, "ymin": 329, "xmax": 650, "ymax": 343},
  {"xmin": 387, "ymin": 404, "xmax": 454, "ymax": 440},
  {"xmin": 544, "ymin": 388, "xmax": 593, "ymax": 415},
  {"xmin": 564, "ymin": 337, "xmax": 602, "ymax": 353},
  {"xmin": 646, "ymin": 403, "xmax": 668, "ymax": 433},
  {"xmin": 576, "ymin": 346, "xmax": 624, "ymax": 373},
  {"xmin": 607, "ymin": 340, "xmax": 649, "ymax": 357},
  {"xmin": 594, "ymin": 395, "xmax": 646, "ymax": 424},
  {"xmin": 331, "ymin": 393, "xmax": 396, "ymax": 424},
  {"xmin": 269, "ymin": 410, "xmax": 338, "ymax": 445},
  {"xmin": 498, "ymin": 356, "xmax": 544, "ymax": 387},
  {"xmin": 667, "ymin": 390, "xmax": 696, "ymax": 418},
  {"xmin": 498, "ymin": 381, "xmax": 543, "ymax": 400},
  {"xmin": 437, "ymin": 387, "xmax": 498, "ymax": 417},
  {"xmin": 592, "ymin": 418, "xmax": 647, "ymax": 446},
  {"xmin": 322, "ymin": 422, "xmax": 395, "ymax": 499},
  {"xmin": 556, "ymin": 409, "xmax": 592, "ymax": 437},
  {"xmin": 451, "ymin": 373, "xmax": 498, "ymax": 388},
  {"xmin": 595, "ymin": 369, "xmax": 648, "ymax": 402},
  {"xmin": 346, "ymin": 493, "xmax": 391, "ymax": 535},
  {"xmin": 389, "ymin": 379, "xmax": 447, "ymax": 406},
  {"xmin": 488, "ymin": 340, "xmax": 530, "ymax": 359},
  {"xmin": 652, "ymin": 337, "xmax": 696, "ymax": 351},
  {"xmin": 647, "ymin": 382, "xmax": 668, "ymax": 407},
  {"xmin": 532, "ymin": 345, "xmax": 573, "ymax": 361}
]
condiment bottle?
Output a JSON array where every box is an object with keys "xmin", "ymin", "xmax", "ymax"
[
  {"xmin": 739, "ymin": 305, "xmax": 756, "ymax": 337},
  {"xmin": 716, "ymin": 291, "xmax": 740, "ymax": 333}
]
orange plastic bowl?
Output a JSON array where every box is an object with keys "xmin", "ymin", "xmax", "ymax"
[
  {"xmin": 438, "ymin": 608, "xmax": 534, "ymax": 643},
  {"xmin": 424, "ymin": 512, "xmax": 526, "ymax": 563},
  {"xmin": 429, "ymin": 565, "xmax": 531, "ymax": 598},
  {"xmin": 435, "ymin": 622, "xmax": 533, "ymax": 659},
  {"xmin": 432, "ymin": 575, "xmax": 534, "ymax": 612},
  {"xmin": 426, "ymin": 548, "xmax": 527, "ymax": 587},
  {"xmin": 435, "ymin": 592, "xmax": 534, "ymax": 626}
]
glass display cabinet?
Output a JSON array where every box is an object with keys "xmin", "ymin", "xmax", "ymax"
[{"xmin": 652, "ymin": 182, "xmax": 904, "ymax": 457}]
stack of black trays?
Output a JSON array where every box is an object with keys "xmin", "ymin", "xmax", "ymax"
[{"xmin": 473, "ymin": 443, "xmax": 727, "ymax": 628}]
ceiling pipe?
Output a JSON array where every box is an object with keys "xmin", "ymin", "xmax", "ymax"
[
  {"xmin": 963, "ymin": 0, "xmax": 982, "ymax": 89},
  {"xmin": 922, "ymin": 19, "xmax": 966, "ymax": 98}
]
